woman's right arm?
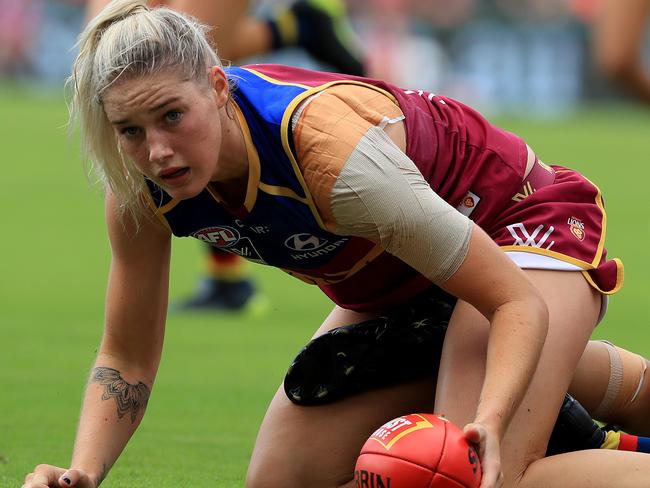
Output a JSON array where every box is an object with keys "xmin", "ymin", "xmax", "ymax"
[{"xmin": 23, "ymin": 191, "xmax": 172, "ymax": 488}]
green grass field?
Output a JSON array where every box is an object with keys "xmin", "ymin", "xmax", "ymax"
[{"xmin": 1, "ymin": 88, "xmax": 649, "ymax": 487}]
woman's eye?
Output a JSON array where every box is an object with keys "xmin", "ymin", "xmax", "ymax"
[
  {"xmin": 121, "ymin": 127, "xmax": 141, "ymax": 137},
  {"xmin": 166, "ymin": 111, "xmax": 183, "ymax": 123}
]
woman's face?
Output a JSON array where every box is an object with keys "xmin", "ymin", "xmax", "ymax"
[{"xmin": 102, "ymin": 68, "xmax": 237, "ymax": 200}]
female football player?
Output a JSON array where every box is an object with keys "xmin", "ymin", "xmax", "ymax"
[
  {"xmin": 84, "ymin": 0, "xmax": 365, "ymax": 311},
  {"xmin": 22, "ymin": 1, "xmax": 650, "ymax": 487}
]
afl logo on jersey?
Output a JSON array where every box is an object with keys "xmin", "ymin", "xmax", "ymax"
[
  {"xmin": 284, "ymin": 233, "xmax": 328, "ymax": 251},
  {"xmin": 193, "ymin": 226, "xmax": 240, "ymax": 247}
]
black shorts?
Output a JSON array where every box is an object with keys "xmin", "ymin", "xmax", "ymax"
[
  {"xmin": 283, "ymin": 289, "xmax": 608, "ymax": 457},
  {"xmin": 284, "ymin": 287, "xmax": 456, "ymax": 406}
]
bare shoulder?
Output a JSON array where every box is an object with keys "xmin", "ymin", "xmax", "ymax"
[{"xmin": 105, "ymin": 190, "xmax": 171, "ymax": 260}]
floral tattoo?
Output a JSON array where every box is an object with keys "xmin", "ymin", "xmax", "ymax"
[{"xmin": 91, "ymin": 367, "xmax": 150, "ymax": 423}]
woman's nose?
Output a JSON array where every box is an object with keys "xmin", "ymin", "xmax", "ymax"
[{"xmin": 148, "ymin": 131, "xmax": 174, "ymax": 163}]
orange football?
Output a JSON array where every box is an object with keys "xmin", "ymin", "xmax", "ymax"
[{"xmin": 355, "ymin": 413, "xmax": 481, "ymax": 488}]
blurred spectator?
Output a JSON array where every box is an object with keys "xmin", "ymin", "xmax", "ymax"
[
  {"xmin": 494, "ymin": 0, "xmax": 573, "ymax": 22},
  {"xmin": 592, "ymin": 0, "xmax": 650, "ymax": 104},
  {"xmin": 448, "ymin": 7, "xmax": 585, "ymax": 115},
  {"xmin": 0, "ymin": 0, "xmax": 42, "ymax": 78},
  {"xmin": 349, "ymin": 0, "xmax": 586, "ymax": 115},
  {"xmin": 31, "ymin": 1, "xmax": 86, "ymax": 85},
  {"xmin": 5, "ymin": 0, "xmax": 647, "ymax": 113}
]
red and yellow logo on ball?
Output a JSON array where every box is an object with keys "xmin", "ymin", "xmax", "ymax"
[{"xmin": 369, "ymin": 414, "xmax": 440, "ymax": 450}]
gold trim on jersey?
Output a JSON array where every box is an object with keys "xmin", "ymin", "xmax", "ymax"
[
  {"xmin": 234, "ymin": 70, "xmax": 411, "ymax": 286},
  {"xmin": 158, "ymin": 198, "xmax": 180, "ymax": 214},
  {"xmin": 502, "ymin": 167, "xmax": 623, "ymax": 295},
  {"xmin": 205, "ymin": 183, "xmax": 222, "ymax": 204},
  {"xmin": 581, "ymin": 258, "xmax": 624, "ymax": 295},
  {"xmin": 590, "ymin": 176, "xmax": 607, "ymax": 268},
  {"xmin": 280, "ymin": 243, "xmax": 386, "ymax": 286},
  {"xmin": 281, "ymin": 81, "xmax": 398, "ymax": 230},
  {"xmin": 142, "ymin": 184, "xmax": 181, "ymax": 215},
  {"xmin": 500, "ymin": 245, "xmax": 597, "ymax": 269},
  {"xmin": 503, "ymin": 163, "xmax": 624, "ymax": 295},
  {"xmin": 242, "ymin": 67, "xmax": 312, "ymax": 89},
  {"xmin": 330, "ymin": 244, "xmax": 386, "ymax": 280},
  {"xmin": 204, "ymin": 101, "xmax": 261, "ymax": 212},
  {"xmin": 241, "ymin": 67, "xmax": 398, "ymax": 104},
  {"xmin": 555, "ymin": 169, "xmax": 608, "ymax": 268},
  {"xmin": 239, "ymin": 68, "xmax": 399, "ymax": 232},
  {"xmin": 233, "ymin": 101, "xmax": 261, "ymax": 211},
  {"xmin": 141, "ymin": 190, "xmax": 173, "ymax": 231},
  {"xmin": 501, "ymin": 246, "xmax": 624, "ymax": 294},
  {"xmin": 258, "ymin": 182, "xmax": 309, "ymax": 203}
]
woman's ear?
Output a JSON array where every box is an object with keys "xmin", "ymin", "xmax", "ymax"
[{"xmin": 208, "ymin": 66, "xmax": 229, "ymax": 107}]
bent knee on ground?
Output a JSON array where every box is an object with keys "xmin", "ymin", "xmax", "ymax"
[
  {"xmin": 246, "ymin": 456, "xmax": 353, "ymax": 488},
  {"xmin": 573, "ymin": 340, "xmax": 650, "ymax": 435}
]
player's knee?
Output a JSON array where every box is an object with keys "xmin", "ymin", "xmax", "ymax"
[
  {"xmin": 591, "ymin": 341, "xmax": 648, "ymax": 426},
  {"xmin": 246, "ymin": 458, "xmax": 291, "ymax": 488},
  {"xmin": 247, "ymin": 448, "xmax": 352, "ymax": 488},
  {"xmin": 246, "ymin": 462, "xmax": 341, "ymax": 488}
]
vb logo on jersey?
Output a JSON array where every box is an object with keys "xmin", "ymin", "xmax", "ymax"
[{"xmin": 193, "ymin": 226, "xmax": 240, "ymax": 247}]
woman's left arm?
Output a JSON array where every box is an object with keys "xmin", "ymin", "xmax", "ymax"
[
  {"xmin": 303, "ymin": 109, "xmax": 549, "ymax": 434},
  {"xmin": 323, "ymin": 123, "xmax": 548, "ymax": 485},
  {"xmin": 293, "ymin": 96, "xmax": 548, "ymax": 484},
  {"xmin": 440, "ymin": 225, "xmax": 549, "ymax": 486}
]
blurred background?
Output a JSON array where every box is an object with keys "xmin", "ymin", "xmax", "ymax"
[
  {"xmin": 1, "ymin": 0, "xmax": 649, "ymax": 486},
  {"xmin": 2, "ymin": 0, "xmax": 647, "ymax": 112}
]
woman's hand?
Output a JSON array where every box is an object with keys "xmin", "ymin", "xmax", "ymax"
[
  {"xmin": 22, "ymin": 465, "xmax": 96, "ymax": 488},
  {"xmin": 464, "ymin": 422, "xmax": 504, "ymax": 488}
]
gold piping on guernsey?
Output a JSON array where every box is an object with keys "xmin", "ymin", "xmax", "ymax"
[
  {"xmin": 281, "ymin": 244, "xmax": 386, "ymax": 286},
  {"xmin": 242, "ymin": 67, "xmax": 400, "ymax": 232},
  {"xmin": 258, "ymin": 182, "xmax": 309, "ymax": 204},
  {"xmin": 204, "ymin": 102, "xmax": 262, "ymax": 212}
]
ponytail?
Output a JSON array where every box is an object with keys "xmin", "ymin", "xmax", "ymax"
[{"xmin": 67, "ymin": 0, "xmax": 221, "ymax": 220}]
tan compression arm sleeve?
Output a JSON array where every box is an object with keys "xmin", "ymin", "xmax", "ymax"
[{"xmin": 331, "ymin": 126, "xmax": 473, "ymax": 284}]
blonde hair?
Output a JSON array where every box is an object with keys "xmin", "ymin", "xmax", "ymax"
[{"xmin": 67, "ymin": 0, "xmax": 222, "ymax": 218}]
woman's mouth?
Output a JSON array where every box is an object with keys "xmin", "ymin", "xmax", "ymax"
[{"xmin": 159, "ymin": 167, "xmax": 190, "ymax": 186}]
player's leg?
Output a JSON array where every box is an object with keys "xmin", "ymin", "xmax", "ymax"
[
  {"xmin": 246, "ymin": 305, "xmax": 437, "ymax": 488},
  {"xmin": 175, "ymin": 246, "xmax": 257, "ymax": 311},
  {"xmin": 165, "ymin": 0, "xmax": 269, "ymax": 61},
  {"xmin": 283, "ymin": 291, "xmax": 453, "ymax": 406},
  {"xmin": 569, "ymin": 339, "xmax": 650, "ymax": 436},
  {"xmin": 170, "ymin": 0, "xmax": 366, "ymax": 74},
  {"xmin": 264, "ymin": 0, "xmax": 365, "ymax": 75},
  {"xmin": 278, "ymin": 282, "xmax": 647, "ymax": 456},
  {"xmin": 86, "ymin": 0, "xmax": 364, "ymax": 74},
  {"xmin": 435, "ymin": 270, "xmax": 650, "ymax": 487},
  {"xmin": 247, "ymin": 378, "xmax": 435, "ymax": 488},
  {"xmin": 85, "ymin": 0, "xmax": 265, "ymax": 61}
]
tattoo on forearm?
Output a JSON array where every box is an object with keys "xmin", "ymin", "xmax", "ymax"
[{"xmin": 91, "ymin": 367, "xmax": 150, "ymax": 423}]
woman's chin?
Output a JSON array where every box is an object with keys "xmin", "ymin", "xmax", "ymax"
[{"xmin": 164, "ymin": 183, "xmax": 205, "ymax": 201}]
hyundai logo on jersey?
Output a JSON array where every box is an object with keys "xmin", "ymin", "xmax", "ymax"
[{"xmin": 285, "ymin": 233, "xmax": 328, "ymax": 251}]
